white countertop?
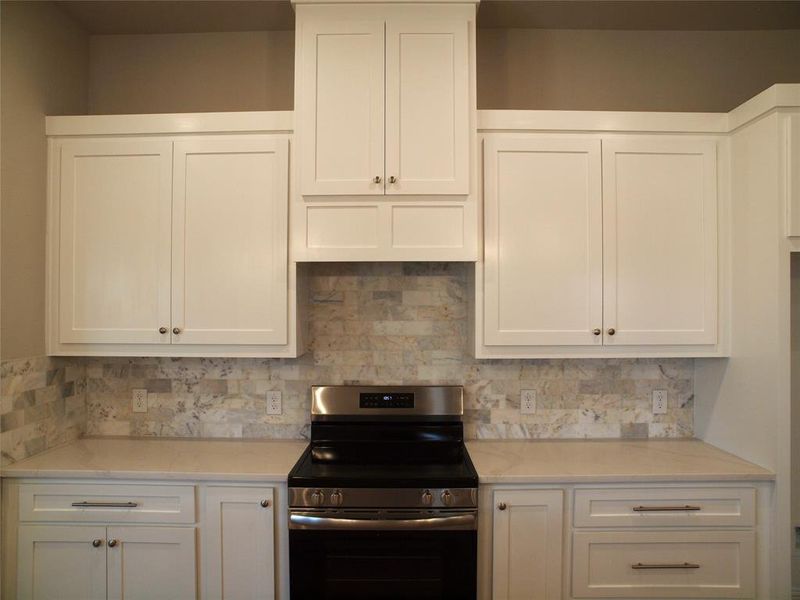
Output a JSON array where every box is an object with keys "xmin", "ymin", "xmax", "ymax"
[{"xmin": 0, "ymin": 437, "xmax": 773, "ymax": 484}]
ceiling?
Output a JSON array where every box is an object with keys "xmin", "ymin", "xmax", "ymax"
[{"xmin": 55, "ymin": 0, "xmax": 800, "ymax": 34}]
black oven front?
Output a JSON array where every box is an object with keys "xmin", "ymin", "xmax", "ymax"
[{"xmin": 289, "ymin": 510, "xmax": 477, "ymax": 600}]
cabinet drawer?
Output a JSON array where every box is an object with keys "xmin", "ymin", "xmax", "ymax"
[
  {"xmin": 19, "ymin": 483, "xmax": 196, "ymax": 524},
  {"xmin": 572, "ymin": 530, "xmax": 755, "ymax": 598},
  {"xmin": 574, "ymin": 487, "xmax": 755, "ymax": 528}
]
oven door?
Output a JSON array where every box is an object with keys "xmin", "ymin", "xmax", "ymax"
[{"xmin": 289, "ymin": 510, "xmax": 477, "ymax": 600}]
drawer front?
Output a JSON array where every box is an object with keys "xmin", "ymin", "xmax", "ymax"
[
  {"xmin": 19, "ymin": 483, "xmax": 196, "ymax": 524},
  {"xmin": 574, "ymin": 487, "xmax": 755, "ymax": 528},
  {"xmin": 572, "ymin": 530, "xmax": 755, "ymax": 599}
]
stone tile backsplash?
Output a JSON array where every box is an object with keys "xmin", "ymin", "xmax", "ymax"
[{"xmin": 1, "ymin": 263, "xmax": 694, "ymax": 462}]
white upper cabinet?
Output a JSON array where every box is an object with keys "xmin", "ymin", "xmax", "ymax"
[
  {"xmin": 483, "ymin": 137, "xmax": 603, "ymax": 346},
  {"xmin": 603, "ymin": 137, "xmax": 718, "ymax": 346},
  {"xmin": 57, "ymin": 139, "xmax": 172, "ymax": 345},
  {"xmin": 172, "ymin": 137, "xmax": 288, "ymax": 346},
  {"xmin": 385, "ymin": 18, "xmax": 469, "ymax": 195},
  {"xmin": 786, "ymin": 113, "xmax": 800, "ymax": 237},
  {"xmin": 299, "ymin": 20, "xmax": 385, "ymax": 195}
]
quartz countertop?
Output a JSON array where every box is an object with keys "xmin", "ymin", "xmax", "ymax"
[
  {"xmin": 465, "ymin": 439, "xmax": 774, "ymax": 483},
  {"xmin": 0, "ymin": 437, "xmax": 773, "ymax": 484}
]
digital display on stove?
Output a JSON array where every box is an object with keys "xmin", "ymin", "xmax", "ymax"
[{"xmin": 359, "ymin": 392, "xmax": 415, "ymax": 409}]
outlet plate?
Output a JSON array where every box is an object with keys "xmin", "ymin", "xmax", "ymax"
[
  {"xmin": 520, "ymin": 389, "xmax": 537, "ymax": 414},
  {"xmin": 652, "ymin": 390, "xmax": 668, "ymax": 414},
  {"xmin": 267, "ymin": 391, "xmax": 282, "ymax": 415},
  {"xmin": 132, "ymin": 389, "xmax": 148, "ymax": 413}
]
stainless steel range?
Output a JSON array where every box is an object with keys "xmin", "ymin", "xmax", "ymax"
[{"xmin": 288, "ymin": 385, "xmax": 478, "ymax": 600}]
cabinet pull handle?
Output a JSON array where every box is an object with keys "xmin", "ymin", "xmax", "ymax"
[
  {"xmin": 632, "ymin": 505, "xmax": 701, "ymax": 512},
  {"xmin": 388, "ymin": 176, "xmax": 397, "ymax": 184},
  {"xmin": 497, "ymin": 502, "xmax": 507, "ymax": 511},
  {"xmin": 607, "ymin": 328, "xmax": 616, "ymax": 336},
  {"xmin": 261, "ymin": 499, "xmax": 270, "ymax": 508},
  {"xmin": 159, "ymin": 327, "xmax": 168, "ymax": 334},
  {"xmin": 373, "ymin": 176, "xmax": 382, "ymax": 183},
  {"xmin": 107, "ymin": 539, "xmax": 119, "ymax": 548},
  {"xmin": 592, "ymin": 328, "xmax": 601, "ymax": 336},
  {"xmin": 92, "ymin": 539, "xmax": 103, "ymax": 547},
  {"xmin": 72, "ymin": 501, "xmax": 139, "ymax": 508},
  {"xmin": 632, "ymin": 562, "xmax": 700, "ymax": 570},
  {"xmin": 172, "ymin": 327, "xmax": 181, "ymax": 335}
]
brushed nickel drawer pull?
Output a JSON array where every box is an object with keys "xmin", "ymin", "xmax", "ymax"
[
  {"xmin": 632, "ymin": 505, "xmax": 701, "ymax": 512},
  {"xmin": 632, "ymin": 562, "xmax": 700, "ymax": 570},
  {"xmin": 72, "ymin": 501, "xmax": 139, "ymax": 508}
]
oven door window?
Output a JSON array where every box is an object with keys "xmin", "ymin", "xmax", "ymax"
[{"xmin": 290, "ymin": 529, "xmax": 476, "ymax": 600}]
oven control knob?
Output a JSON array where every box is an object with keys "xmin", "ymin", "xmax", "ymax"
[
  {"xmin": 421, "ymin": 490, "xmax": 433, "ymax": 506},
  {"xmin": 441, "ymin": 490, "xmax": 454, "ymax": 506},
  {"xmin": 310, "ymin": 489, "xmax": 324, "ymax": 506},
  {"xmin": 330, "ymin": 490, "xmax": 343, "ymax": 506}
]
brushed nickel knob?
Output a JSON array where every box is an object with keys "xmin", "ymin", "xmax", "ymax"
[
  {"xmin": 311, "ymin": 489, "xmax": 324, "ymax": 506},
  {"xmin": 441, "ymin": 490, "xmax": 453, "ymax": 506},
  {"xmin": 389, "ymin": 176, "xmax": 397, "ymax": 184},
  {"xmin": 421, "ymin": 490, "xmax": 433, "ymax": 506},
  {"xmin": 330, "ymin": 490, "xmax": 343, "ymax": 506},
  {"xmin": 373, "ymin": 176, "xmax": 382, "ymax": 183},
  {"xmin": 92, "ymin": 539, "xmax": 103, "ymax": 547},
  {"xmin": 107, "ymin": 539, "xmax": 118, "ymax": 548},
  {"xmin": 260, "ymin": 499, "xmax": 270, "ymax": 508},
  {"xmin": 497, "ymin": 502, "xmax": 507, "ymax": 511},
  {"xmin": 592, "ymin": 328, "xmax": 601, "ymax": 336},
  {"xmin": 172, "ymin": 327, "xmax": 181, "ymax": 335},
  {"xmin": 159, "ymin": 327, "xmax": 168, "ymax": 334},
  {"xmin": 607, "ymin": 328, "xmax": 616, "ymax": 336}
]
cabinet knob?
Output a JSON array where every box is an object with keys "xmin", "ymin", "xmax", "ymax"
[
  {"xmin": 92, "ymin": 539, "xmax": 103, "ymax": 548},
  {"xmin": 592, "ymin": 328, "xmax": 601, "ymax": 336},
  {"xmin": 607, "ymin": 328, "xmax": 616, "ymax": 336},
  {"xmin": 373, "ymin": 176, "xmax": 382, "ymax": 184},
  {"xmin": 497, "ymin": 502, "xmax": 507, "ymax": 511},
  {"xmin": 107, "ymin": 539, "xmax": 118, "ymax": 548},
  {"xmin": 260, "ymin": 499, "xmax": 270, "ymax": 508},
  {"xmin": 159, "ymin": 327, "xmax": 168, "ymax": 334},
  {"xmin": 172, "ymin": 327, "xmax": 181, "ymax": 335},
  {"xmin": 388, "ymin": 176, "xmax": 397, "ymax": 184}
]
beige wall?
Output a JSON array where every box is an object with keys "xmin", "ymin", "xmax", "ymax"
[
  {"xmin": 89, "ymin": 31, "xmax": 294, "ymax": 114},
  {"xmin": 476, "ymin": 28, "xmax": 800, "ymax": 111},
  {"xmin": 1, "ymin": 2, "xmax": 89, "ymax": 360}
]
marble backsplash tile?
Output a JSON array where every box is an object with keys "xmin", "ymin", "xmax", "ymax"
[
  {"xmin": 80, "ymin": 263, "xmax": 694, "ymax": 441},
  {"xmin": 0, "ymin": 356, "xmax": 86, "ymax": 467}
]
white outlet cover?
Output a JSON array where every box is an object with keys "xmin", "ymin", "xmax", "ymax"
[
  {"xmin": 132, "ymin": 389, "xmax": 148, "ymax": 413},
  {"xmin": 267, "ymin": 391, "xmax": 282, "ymax": 415},
  {"xmin": 652, "ymin": 390, "xmax": 668, "ymax": 414},
  {"xmin": 520, "ymin": 389, "xmax": 537, "ymax": 414}
]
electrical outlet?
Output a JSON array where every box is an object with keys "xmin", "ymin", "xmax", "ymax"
[
  {"xmin": 520, "ymin": 389, "xmax": 537, "ymax": 414},
  {"xmin": 132, "ymin": 389, "xmax": 148, "ymax": 413},
  {"xmin": 652, "ymin": 390, "xmax": 668, "ymax": 415},
  {"xmin": 266, "ymin": 391, "xmax": 282, "ymax": 415}
]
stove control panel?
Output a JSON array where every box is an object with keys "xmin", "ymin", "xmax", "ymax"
[{"xmin": 289, "ymin": 487, "xmax": 477, "ymax": 509}]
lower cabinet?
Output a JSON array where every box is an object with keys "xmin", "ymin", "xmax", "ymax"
[
  {"xmin": 491, "ymin": 489, "xmax": 564, "ymax": 600},
  {"xmin": 17, "ymin": 524, "xmax": 196, "ymax": 600},
  {"xmin": 202, "ymin": 486, "xmax": 276, "ymax": 600}
]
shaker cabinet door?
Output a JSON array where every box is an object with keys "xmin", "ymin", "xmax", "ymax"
[
  {"xmin": 299, "ymin": 20, "xmax": 385, "ymax": 196},
  {"xmin": 385, "ymin": 18, "xmax": 470, "ymax": 195},
  {"xmin": 56, "ymin": 138, "xmax": 172, "ymax": 345},
  {"xmin": 171, "ymin": 137, "xmax": 289, "ymax": 346},
  {"xmin": 602, "ymin": 137, "xmax": 718, "ymax": 345},
  {"xmin": 483, "ymin": 137, "xmax": 603, "ymax": 346}
]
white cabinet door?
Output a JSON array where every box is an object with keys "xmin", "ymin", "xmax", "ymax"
[
  {"xmin": 172, "ymin": 137, "xmax": 289, "ymax": 346},
  {"xmin": 203, "ymin": 487, "xmax": 275, "ymax": 600},
  {"xmin": 602, "ymin": 137, "xmax": 718, "ymax": 345},
  {"xmin": 385, "ymin": 18, "xmax": 470, "ymax": 195},
  {"xmin": 107, "ymin": 526, "xmax": 196, "ymax": 600},
  {"xmin": 786, "ymin": 113, "xmax": 800, "ymax": 237},
  {"xmin": 17, "ymin": 525, "xmax": 107, "ymax": 600},
  {"xmin": 300, "ymin": 20, "xmax": 385, "ymax": 195},
  {"xmin": 57, "ymin": 138, "xmax": 172, "ymax": 344},
  {"xmin": 483, "ymin": 137, "xmax": 603, "ymax": 346},
  {"xmin": 492, "ymin": 489, "xmax": 563, "ymax": 600}
]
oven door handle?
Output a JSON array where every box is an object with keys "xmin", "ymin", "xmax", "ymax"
[{"xmin": 289, "ymin": 512, "xmax": 476, "ymax": 531}]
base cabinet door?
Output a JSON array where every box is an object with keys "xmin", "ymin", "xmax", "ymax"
[
  {"xmin": 203, "ymin": 486, "xmax": 275, "ymax": 600},
  {"xmin": 17, "ymin": 525, "xmax": 107, "ymax": 600},
  {"xmin": 492, "ymin": 489, "xmax": 564, "ymax": 600},
  {"xmin": 106, "ymin": 526, "xmax": 197, "ymax": 600}
]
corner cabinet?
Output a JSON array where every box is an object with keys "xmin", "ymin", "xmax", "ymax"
[
  {"xmin": 46, "ymin": 114, "xmax": 305, "ymax": 357},
  {"xmin": 292, "ymin": 3, "xmax": 478, "ymax": 261},
  {"xmin": 475, "ymin": 133, "xmax": 724, "ymax": 358}
]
